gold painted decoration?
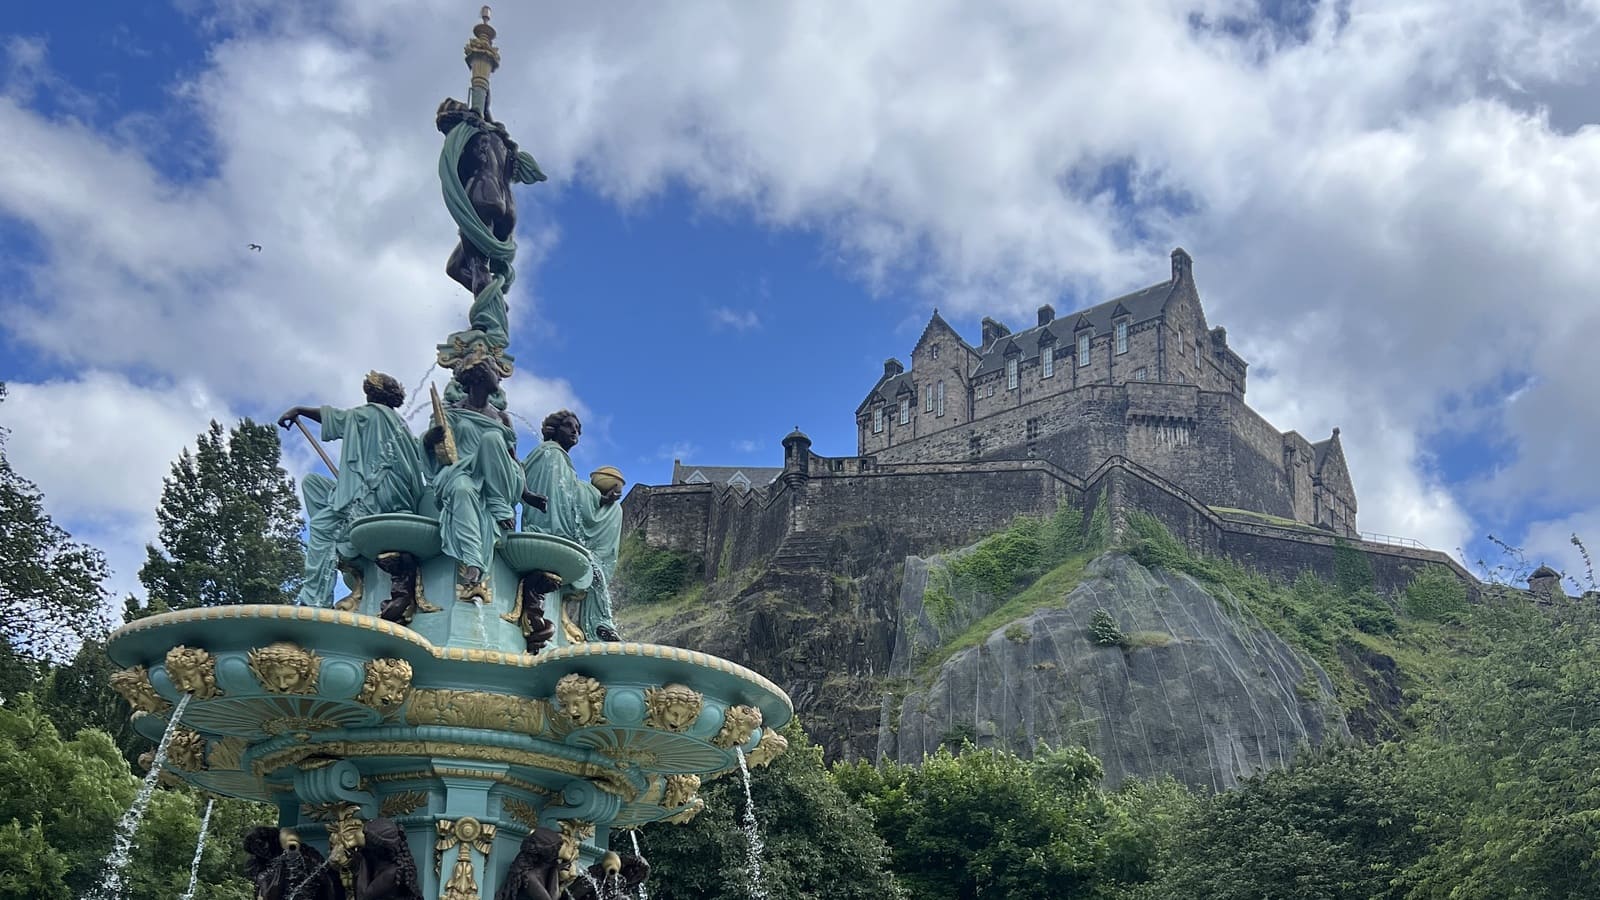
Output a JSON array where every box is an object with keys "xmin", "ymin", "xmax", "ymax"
[
  {"xmin": 643, "ymin": 684, "xmax": 703, "ymax": 732},
  {"xmin": 662, "ymin": 774, "xmax": 700, "ymax": 809},
  {"xmin": 404, "ymin": 689, "xmax": 549, "ymax": 733},
  {"xmin": 662, "ymin": 798, "xmax": 704, "ymax": 825},
  {"xmin": 109, "ymin": 666, "xmax": 170, "ymax": 716},
  {"xmin": 745, "ymin": 727, "xmax": 789, "ymax": 769},
  {"xmin": 247, "ymin": 642, "xmax": 321, "ymax": 694},
  {"xmin": 557, "ymin": 820, "xmax": 594, "ymax": 879},
  {"xmin": 325, "ymin": 803, "xmax": 367, "ymax": 894},
  {"xmin": 164, "ymin": 646, "xmax": 221, "ymax": 699},
  {"xmin": 502, "ymin": 797, "xmax": 541, "ymax": 830},
  {"xmin": 251, "ymin": 739, "xmax": 636, "ymax": 800},
  {"xmin": 712, "ymin": 705, "xmax": 764, "ymax": 749},
  {"xmin": 554, "ymin": 674, "xmax": 606, "ymax": 727},
  {"xmin": 436, "ymin": 816, "xmax": 496, "ymax": 900},
  {"xmin": 208, "ymin": 736, "xmax": 248, "ymax": 771},
  {"xmin": 379, "ymin": 790, "xmax": 429, "ymax": 818},
  {"xmin": 165, "ymin": 728, "xmax": 209, "ymax": 771},
  {"xmin": 356, "ymin": 658, "xmax": 413, "ymax": 713}
]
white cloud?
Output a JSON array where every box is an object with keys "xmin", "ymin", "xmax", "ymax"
[
  {"xmin": 0, "ymin": 372, "xmax": 234, "ymax": 599},
  {"xmin": 3, "ymin": 0, "xmax": 1600, "ymax": 589},
  {"xmin": 732, "ymin": 439, "xmax": 760, "ymax": 453},
  {"xmin": 709, "ymin": 306, "xmax": 762, "ymax": 332}
]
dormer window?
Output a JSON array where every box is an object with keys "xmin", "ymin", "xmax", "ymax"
[
  {"xmin": 1042, "ymin": 344, "xmax": 1055, "ymax": 378},
  {"xmin": 1077, "ymin": 332, "xmax": 1091, "ymax": 366},
  {"xmin": 1006, "ymin": 357, "xmax": 1019, "ymax": 390},
  {"xmin": 898, "ymin": 396, "xmax": 910, "ymax": 425},
  {"xmin": 873, "ymin": 407, "xmax": 884, "ymax": 433},
  {"xmin": 1115, "ymin": 320, "xmax": 1129, "ymax": 355}
]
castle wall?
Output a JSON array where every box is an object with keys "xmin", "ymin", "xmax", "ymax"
[
  {"xmin": 621, "ymin": 484, "xmax": 712, "ymax": 556},
  {"xmin": 703, "ymin": 484, "xmax": 794, "ymax": 579}
]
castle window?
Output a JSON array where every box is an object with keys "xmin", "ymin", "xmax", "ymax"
[
  {"xmin": 968, "ymin": 433, "xmax": 982, "ymax": 459},
  {"xmin": 1042, "ymin": 344, "xmax": 1055, "ymax": 378},
  {"xmin": 898, "ymin": 396, "xmax": 910, "ymax": 425},
  {"xmin": 931, "ymin": 344, "xmax": 940, "ymax": 360},
  {"xmin": 1026, "ymin": 418, "xmax": 1040, "ymax": 440},
  {"xmin": 1006, "ymin": 357, "xmax": 1019, "ymax": 390},
  {"xmin": 1135, "ymin": 367, "xmax": 1148, "ymax": 380},
  {"xmin": 925, "ymin": 387, "xmax": 934, "ymax": 413},
  {"xmin": 936, "ymin": 380, "xmax": 946, "ymax": 417},
  {"xmin": 1077, "ymin": 332, "xmax": 1091, "ymax": 366},
  {"xmin": 987, "ymin": 383, "xmax": 996, "ymax": 398},
  {"xmin": 873, "ymin": 407, "xmax": 884, "ymax": 433},
  {"xmin": 1115, "ymin": 321, "xmax": 1129, "ymax": 355}
]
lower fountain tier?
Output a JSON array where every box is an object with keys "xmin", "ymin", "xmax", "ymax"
[{"xmin": 106, "ymin": 604, "xmax": 792, "ymax": 887}]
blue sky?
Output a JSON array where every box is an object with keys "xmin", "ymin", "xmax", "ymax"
[{"xmin": 3, "ymin": 0, "xmax": 1599, "ymax": 601}]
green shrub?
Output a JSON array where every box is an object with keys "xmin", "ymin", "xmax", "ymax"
[
  {"xmin": 1402, "ymin": 565, "xmax": 1468, "ymax": 622},
  {"xmin": 617, "ymin": 531, "xmax": 702, "ymax": 604},
  {"xmin": 1089, "ymin": 608, "xmax": 1125, "ymax": 646}
]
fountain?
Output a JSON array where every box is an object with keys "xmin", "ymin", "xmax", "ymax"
[
  {"xmin": 178, "ymin": 798, "xmax": 215, "ymax": 900},
  {"xmin": 103, "ymin": 10, "xmax": 791, "ymax": 898}
]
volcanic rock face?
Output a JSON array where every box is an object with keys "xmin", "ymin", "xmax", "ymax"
[
  {"xmin": 879, "ymin": 553, "xmax": 1348, "ymax": 790},
  {"xmin": 618, "ymin": 531, "xmax": 1349, "ymax": 789}
]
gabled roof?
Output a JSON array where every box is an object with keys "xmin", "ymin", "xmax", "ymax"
[
  {"xmin": 913, "ymin": 309, "xmax": 977, "ymax": 357},
  {"xmin": 1309, "ymin": 429, "xmax": 1342, "ymax": 473},
  {"xmin": 972, "ymin": 279, "xmax": 1176, "ymax": 377},
  {"xmin": 856, "ymin": 370, "xmax": 917, "ymax": 414},
  {"xmin": 671, "ymin": 463, "xmax": 783, "ymax": 489}
]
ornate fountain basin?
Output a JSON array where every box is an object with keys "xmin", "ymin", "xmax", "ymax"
[{"xmin": 107, "ymin": 604, "xmax": 791, "ymax": 896}]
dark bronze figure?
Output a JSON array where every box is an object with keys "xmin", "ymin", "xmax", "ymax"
[
  {"xmin": 437, "ymin": 98, "xmax": 529, "ymax": 297},
  {"xmin": 496, "ymin": 827, "xmax": 566, "ymax": 900},
  {"xmin": 243, "ymin": 827, "xmax": 341, "ymax": 900},
  {"xmin": 375, "ymin": 551, "xmax": 438, "ymax": 624},
  {"xmin": 348, "ymin": 818, "xmax": 423, "ymax": 900}
]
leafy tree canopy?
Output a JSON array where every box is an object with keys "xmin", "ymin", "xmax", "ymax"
[{"xmin": 138, "ymin": 419, "xmax": 304, "ymax": 611}]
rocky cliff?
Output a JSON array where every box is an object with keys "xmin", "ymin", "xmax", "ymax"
[{"xmin": 616, "ymin": 514, "xmax": 1365, "ymax": 790}]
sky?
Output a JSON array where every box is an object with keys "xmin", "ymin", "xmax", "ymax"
[{"xmin": 2, "ymin": 0, "xmax": 1599, "ymax": 602}]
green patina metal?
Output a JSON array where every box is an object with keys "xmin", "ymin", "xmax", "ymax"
[{"xmin": 105, "ymin": 13, "xmax": 791, "ymax": 898}]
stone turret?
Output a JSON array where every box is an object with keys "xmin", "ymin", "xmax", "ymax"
[
  {"xmin": 1528, "ymin": 565, "xmax": 1562, "ymax": 598},
  {"xmin": 782, "ymin": 427, "xmax": 812, "ymax": 488}
]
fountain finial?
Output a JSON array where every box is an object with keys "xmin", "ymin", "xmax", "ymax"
[{"xmin": 464, "ymin": 6, "xmax": 500, "ymax": 113}]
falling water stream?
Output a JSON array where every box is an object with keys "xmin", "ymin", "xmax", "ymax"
[
  {"xmin": 286, "ymin": 855, "xmax": 334, "ymax": 900},
  {"xmin": 91, "ymin": 692, "xmax": 193, "ymax": 900},
  {"xmin": 471, "ymin": 596, "xmax": 488, "ymax": 643},
  {"xmin": 629, "ymin": 830, "xmax": 649, "ymax": 900},
  {"xmin": 580, "ymin": 869, "xmax": 604, "ymax": 898},
  {"xmin": 177, "ymin": 798, "xmax": 214, "ymax": 900},
  {"xmin": 735, "ymin": 747, "xmax": 768, "ymax": 900}
]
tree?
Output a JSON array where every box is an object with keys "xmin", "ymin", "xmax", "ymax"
[
  {"xmin": 638, "ymin": 724, "xmax": 905, "ymax": 900},
  {"xmin": 0, "ymin": 383, "xmax": 112, "ymax": 697},
  {"xmin": 1150, "ymin": 744, "xmax": 1426, "ymax": 900},
  {"xmin": 138, "ymin": 419, "xmax": 304, "ymax": 610},
  {"xmin": 836, "ymin": 743, "xmax": 1118, "ymax": 899},
  {"xmin": 0, "ymin": 695, "xmax": 260, "ymax": 899}
]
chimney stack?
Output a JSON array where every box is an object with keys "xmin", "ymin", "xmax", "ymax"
[
  {"xmin": 980, "ymin": 317, "xmax": 1011, "ymax": 351},
  {"xmin": 1037, "ymin": 304, "xmax": 1055, "ymax": 327},
  {"xmin": 1171, "ymin": 247, "xmax": 1192, "ymax": 283},
  {"xmin": 883, "ymin": 357, "xmax": 904, "ymax": 378}
]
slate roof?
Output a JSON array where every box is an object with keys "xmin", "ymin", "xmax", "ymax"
[
  {"xmin": 1309, "ymin": 430, "xmax": 1341, "ymax": 473},
  {"xmin": 856, "ymin": 370, "xmax": 918, "ymax": 413},
  {"xmin": 971, "ymin": 279, "xmax": 1176, "ymax": 378},
  {"xmin": 671, "ymin": 463, "xmax": 783, "ymax": 489}
]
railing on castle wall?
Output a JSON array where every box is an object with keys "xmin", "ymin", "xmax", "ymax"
[{"xmin": 1360, "ymin": 531, "xmax": 1428, "ymax": 550}]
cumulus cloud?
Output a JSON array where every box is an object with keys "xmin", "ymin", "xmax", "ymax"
[{"xmin": 4, "ymin": 0, "xmax": 1600, "ymax": 590}]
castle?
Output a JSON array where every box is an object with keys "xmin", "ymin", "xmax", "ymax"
[
  {"xmin": 664, "ymin": 249, "xmax": 1357, "ymax": 537},
  {"xmin": 853, "ymin": 248, "xmax": 1356, "ymax": 536}
]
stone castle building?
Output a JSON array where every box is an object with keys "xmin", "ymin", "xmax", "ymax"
[{"xmin": 853, "ymin": 248, "xmax": 1357, "ymax": 536}]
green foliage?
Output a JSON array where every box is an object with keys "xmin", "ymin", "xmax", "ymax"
[
  {"xmin": 639, "ymin": 724, "xmax": 904, "ymax": 900},
  {"xmin": 1396, "ymin": 600, "xmax": 1600, "ymax": 898},
  {"xmin": 1333, "ymin": 539, "xmax": 1376, "ymax": 594},
  {"xmin": 138, "ymin": 419, "xmax": 303, "ymax": 609},
  {"xmin": 1401, "ymin": 565, "xmax": 1468, "ymax": 622},
  {"xmin": 0, "ymin": 383, "xmax": 112, "ymax": 695},
  {"xmin": 1089, "ymin": 608, "xmax": 1125, "ymax": 646},
  {"xmin": 0, "ymin": 695, "xmax": 257, "ymax": 899},
  {"xmin": 836, "ymin": 742, "xmax": 1174, "ymax": 899},
  {"xmin": 1003, "ymin": 623, "xmax": 1031, "ymax": 643},
  {"xmin": 920, "ymin": 555, "xmax": 1092, "ymax": 673},
  {"xmin": 1152, "ymin": 744, "xmax": 1426, "ymax": 899},
  {"xmin": 617, "ymin": 530, "xmax": 702, "ymax": 604}
]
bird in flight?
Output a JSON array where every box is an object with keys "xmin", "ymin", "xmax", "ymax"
[{"xmin": 247, "ymin": 243, "xmax": 262, "ymax": 252}]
